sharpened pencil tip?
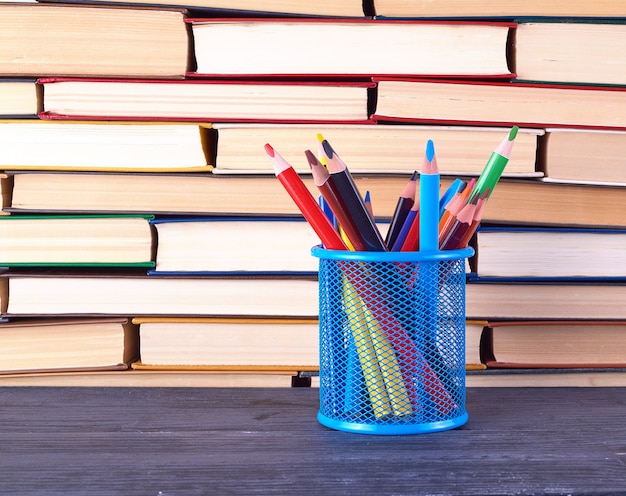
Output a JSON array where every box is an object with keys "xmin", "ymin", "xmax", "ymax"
[
  {"xmin": 264, "ymin": 143, "xmax": 275, "ymax": 157},
  {"xmin": 304, "ymin": 149, "xmax": 318, "ymax": 167},
  {"xmin": 321, "ymin": 140, "xmax": 334, "ymax": 158},
  {"xmin": 316, "ymin": 133, "xmax": 324, "ymax": 144},
  {"xmin": 508, "ymin": 125, "xmax": 519, "ymax": 141},
  {"xmin": 425, "ymin": 139, "xmax": 435, "ymax": 162}
]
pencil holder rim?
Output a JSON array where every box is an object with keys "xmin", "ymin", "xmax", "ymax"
[{"xmin": 311, "ymin": 245, "xmax": 474, "ymax": 262}]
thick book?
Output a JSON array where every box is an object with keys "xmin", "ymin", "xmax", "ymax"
[
  {"xmin": 39, "ymin": 0, "xmax": 366, "ymax": 17},
  {"xmin": 6, "ymin": 171, "xmax": 412, "ymax": 217},
  {"xmin": 38, "ymin": 78, "xmax": 374, "ymax": 123},
  {"xmin": 8, "ymin": 172, "xmax": 626, "ymax": 228},
  {"xmin": 372, "ymin": 78, "xmax": 626, "ymax": 130},
  {"xmin": 481, "ymin": 321, "xmax": 626, "ymax": 369},
  {"xmin": 0, "ymin": 120, "xmax": 211, "ymax": 172},
  {"xmin": 188, "ymin": 18, "xmax": 513, "ymax": 79},
  {"xmin": 473, "ymin": 227, "xmax": 626, "ymax": 280},
  {"xmin": 0, "ymin": 79, "xmax": 39, "ymax": 118},
  {"xmin": 132, "ymin": 317, "xmax": 318, "ymax": 372},
  {"xmin": 150, "ymin": 217, "xmax": 321, "ymax": 275},
  {"xmin": 211, "ymin": 123, "xmax": 542, "ymax": 176},
  {"xmin": 372, "ymin": 0, "xmax": 626, "ymax": 18},
  {"xmin": 541, "ymin": 128, "xmax": 626, "ymax": 185},
  {"xmin": 466, "ymin": 281, "xmax": 626, "ymax": 320},
  {"xmin": 515, "ymin": 21, "xmax": 626, "ymax": 86},
  {"xmin": 0, "ymin": 4, "xmax": 188, "ymax": 78},
  {"xmin": 0, "ymin": 317, "xmax": 138, "ymax": 374},
  {"xmin": 0, "ymin": 215, "xmax": 154, "ymax": 267},
  {"xmin": 0, "ymin": 273, "xmax": 319, "ymax": 317}
]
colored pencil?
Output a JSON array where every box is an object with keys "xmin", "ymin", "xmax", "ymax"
[
  {"xmin": 385, "ymin": 171, "xmax": 418, "ymax": 249},
  {"xmin": 265, "ymin": 143, "xmax": 347, "ymax": 251},
  {"xmin": 306, "ymin": 149, "xmax": 368, "ymax": 252},
  {"xmin": 419, "ymin": 139, "xmax": 440, "ymax": 253},
  {"xmin": 321, "ymin": 139, "xmax": 387, "ymax": 252},
  {"xmin": 440, "ymin": 196, "xmax": 479, "ymax": 251},
  {"xmin": 391, "ymin": 202, "xmax": 418, "ymax": 252},
  {"xmin": 471, "ymin": 125, "xmax": 519, "ymax": 200},
  {"xmin": 438, "ymin": 178, "xmax": 475, "ymax": 248}
]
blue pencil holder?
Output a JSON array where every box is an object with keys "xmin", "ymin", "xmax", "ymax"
[{"xmin": 312, "ymin": 245, "xmax": 473, "ymax": 435}]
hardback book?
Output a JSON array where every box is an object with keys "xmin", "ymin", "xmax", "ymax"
[
  {"xmin": 515, "ymin": 21, "xmax": 626, "ymax": 86},
  {"xmin": 0, "ymin": 318, "xmax": 138, "ymax": 374},
  {"xmin": 466, "ymin": 320, "xmax": 487, "ymax": 371},
  {"xmin": 38, "ymin": 78, "xmax": 374, "ymax": 123},
  {"xmin": 132, "ymin": 317, "xmax": 318, "ymax": 372},
  {"xmin": 6, "ymin": 171, "xmax": 412, "ymax": 217},
  {"xmin": 466, "ymin": 281, "xmax": 626, "ymax": 320},
  {"xmin": 188, "ymin": 18, "xmax": 513, "ymax": 78},
  {"xmin": 40, "ymin": 0, "xmax": 367, "ymax": 16},
  {"xmin": 8, "ymin": 172, "xmax": 626, "ymax": 228},
  {"xmin": 0, "ymin": 121, "xmax": 211, "ymax": 172},
  {"xmin": 211, "ymin": 123, "xmax": 542, "ymax": 176},
  {"xmin": 0, "ymin": 273, "xmax": 319, "ymax": 317},
  {"xmin": 0, "ymin": 79, "xmax": 39, "ymax": 117},
  {"xmin": 473, "ymin": 227, "xmax": 626, "ymax": 280},
  {"xmin": 472, "ymin": 179, "xmax": 626, "ymax": 228},
  {"xmin": 0, "ymin": 215, "xmax": 154, "ymax": 267},
  {"xmin": 372, "ymin": 79, "xmax": 626, "ymax": 130},
  {"xmin": 481, "ymin": 320, "xmax": 626, "ymax": 369},
  {"xmin": 371, "ymin": 0, "xmax": 626, "ymax": 18},
  {"xmin": 0, "ymin": 4, "xmax": 188, "ymax": 78},
  {"xmin": 541, "ymin": 128, "xmax": 626, "ymax": 185},
  {"xmin": 150, "ymin": 217, "xmax": 322, "ymax": 275}
]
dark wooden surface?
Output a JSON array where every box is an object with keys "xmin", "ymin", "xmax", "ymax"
[{"xmin": 1, "ymin": 387, "xmax": 626, "ymax": 495}]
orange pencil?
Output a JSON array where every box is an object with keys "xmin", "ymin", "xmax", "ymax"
[
  {"xmin": 438, "ymin": 177, "xmax": 475, "ymax": 247},
  {"xmin": 265, "ymin": 143, "xmax": 347, "ymax": 251}
]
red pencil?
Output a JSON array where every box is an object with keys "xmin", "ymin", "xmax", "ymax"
[{"xmin": 265, "ymin": 143, "xmax": 347, "ymax": 251}]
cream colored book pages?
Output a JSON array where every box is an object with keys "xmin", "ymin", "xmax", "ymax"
[
  {"xmin": 41, "ymin": 80, "xmax": 370, "ymax": 121},
  {"xmin": 213, "ymin": 124, "xmax": 542, "ymax": 175},
  {"xmin": 5, "ymin": 276, "xmax": 319, "ymax": 317},
  {"xmin": 0, "ymin": 217, "xmax": 153, "ymax": 264},
  {"xmin": 0, "ymin": 121, "xmax": 210, "ymax": 171},
  {"xmin": 139, "ymin": 321, "xmax": 318, "ymax": 368},
  {"xmin": 0, "ymin": 5, "xmax": 188, "ymax": 77}
]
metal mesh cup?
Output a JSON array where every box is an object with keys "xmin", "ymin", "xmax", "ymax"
[{"xmin": 312, "ymin": 245, "xmax": 474, "ymax": 435}]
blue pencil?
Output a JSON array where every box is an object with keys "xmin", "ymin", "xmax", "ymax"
[{"xmin": 418, "ymin": 139, "xmax": 440, "ymax": 252}]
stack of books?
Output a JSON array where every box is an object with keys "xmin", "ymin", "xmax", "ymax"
[{"xmin": 3, "ymin": 1, "xmax": 626, "ymax": 385}]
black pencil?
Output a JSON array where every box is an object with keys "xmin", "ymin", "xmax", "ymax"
[
  {"xmin": 321, "ymin": 139, "xmax": 387, "ymax": 252},
  {"xmin": 385, "ymin": 170, "xmax": 418, "ymax": 249}
]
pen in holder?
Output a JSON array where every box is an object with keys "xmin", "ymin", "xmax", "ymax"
[{"xmin": 313, "ymin": 245, "xmax": 473, "ymax": 435}]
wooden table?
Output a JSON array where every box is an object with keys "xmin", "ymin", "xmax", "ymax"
[{"xmin": 2, "ymin": 387, "xmax": 625, "ymax": 495}]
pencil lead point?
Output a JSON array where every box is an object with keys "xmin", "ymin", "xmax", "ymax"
[
  {"xmin": 304, "ymin": 149, "xmax": 318, "ymax": 167},
  {"xmin": 264, "ymin": 143, "xmax": 275, "ymax": 157},
  {"xmin": 508, "ymin": 125, "xmax": 519, "ymax": 141},
  {"xmin": 315, "ymin": 133, "xmax": 324, "ymax": 144},
  {"xmin": 321, "ymin": 140, "xmax": 334, "ymax": 158},
  {"xmin": 425, "ymin": 139, "xmax": 435, "ymax": 162}
]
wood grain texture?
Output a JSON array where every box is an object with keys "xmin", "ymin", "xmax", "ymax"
[{"xmin": 1, "ymin": 387, "xmax": 626, "ymax": 495}]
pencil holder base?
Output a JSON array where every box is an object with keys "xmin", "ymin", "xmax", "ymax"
[
  {"xmin": 318, "ymin": 411, "xmax": 468, "ymax": 435},
  {"xmin": 313, "ymin": 246, "xmax": 473, "ymax": 436}
]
